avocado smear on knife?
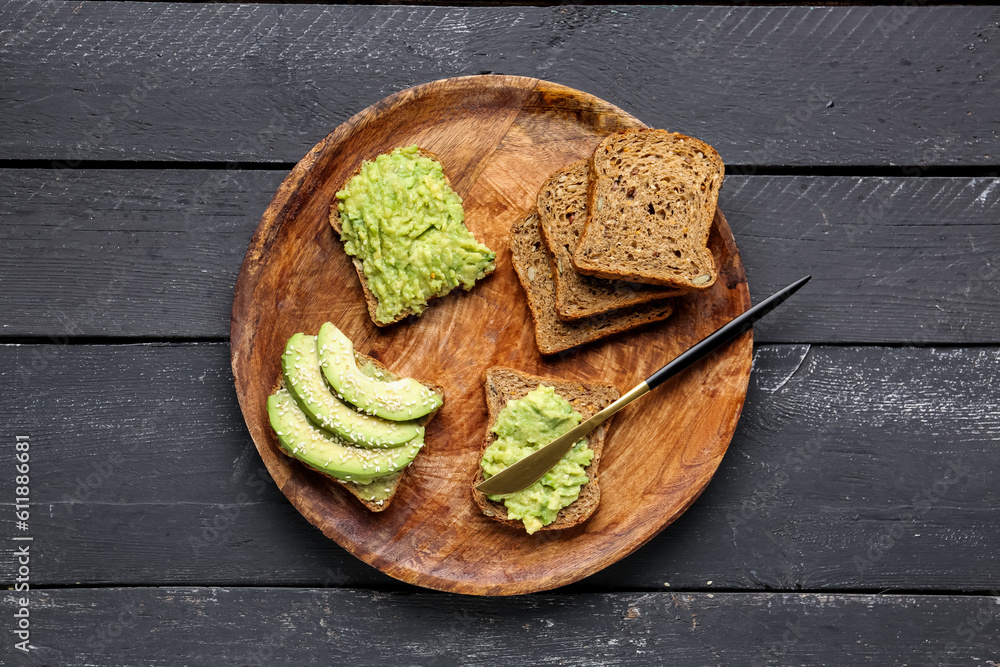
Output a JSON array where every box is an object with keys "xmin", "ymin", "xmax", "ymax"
[
  {"xmin": 336, "ymin": 146, "xmax": 496, "ymax": 324},
  {"xmin": 480, "ymin": 385, "xmax": 593, "ymax": 534}
]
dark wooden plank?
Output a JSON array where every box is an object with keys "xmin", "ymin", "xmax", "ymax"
[
  {"xmin": 1, "ymin": 3, "xmax": 997, "ymax": 165},
  {"xmin": 727, "ymin": 176, "xmax": 1000, "ymax": 344},
  {"xmin": 3, "ymin": 587, "xmax": 998, "ymax": 665},
  {"xmin": 0, "ymin": 169, "xmax": 255, "ymax": 338},
  {"xmin": 2, "ymin": 343, "xmax": 998, "ymax": 591},
  {"xmin": 2, "ymin": 169, "xmax": 998, "ymax": 343}
]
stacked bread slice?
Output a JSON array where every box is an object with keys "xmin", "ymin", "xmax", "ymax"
[
  {"xmin": 537, "ymin": 160, "xmax": 684, "ymax": 318},
  {"xmin": 573, "ymin": 129, "xmax": 724, "ymax": 290},
  {"xmin": 513, "ymin": 129, "xmax": 724, "ymax": 355}
]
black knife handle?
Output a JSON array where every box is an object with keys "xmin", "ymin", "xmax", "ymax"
[{"xmin": 646, "ymin": 275, "xmax": 811, "ymax": 391}]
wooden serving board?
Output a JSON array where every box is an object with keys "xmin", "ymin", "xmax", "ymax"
[{"xmin": 231, "ymin": 75, "xmax": 752, "ymax": 596}]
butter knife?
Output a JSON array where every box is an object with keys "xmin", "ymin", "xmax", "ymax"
[{"xmin": 475, "ymin": 275, "xmax": 811, "ymax": 495}]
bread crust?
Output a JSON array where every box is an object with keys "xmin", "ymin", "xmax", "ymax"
[
  {"xmin": 270, "ymin": 348, "xmax": 443, "ymax": 512},
  {"xmin": 329, "ymin": 147, "xmax": 495, "ymax": 327},
  {"xmin": 572, "ymin": 129, "xmax": 723, "ymax": 290},
  {"xmin": 471, "ymin": 367, "xmax": 619, "ymax": 532}
]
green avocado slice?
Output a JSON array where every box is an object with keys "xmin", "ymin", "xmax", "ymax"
[
  {"xmin": 317, "ymin": 322, "xmax": 443, "ymax": 421},
  {"xmin": 267, "ymin": 389, "xmax": 423, "ymax": 481},
  {"xmin": 282, "ymin": 333, "xmax": 423, "ymax": 448}
]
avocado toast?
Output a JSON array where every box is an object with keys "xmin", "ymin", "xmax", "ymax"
[
  {"xmin": 472, "ymin": 367, "xmax": 619, "ymax": 533},
  {"xmin": 269, "ymin": 323, "xmax": 444, "ymax": 512},
  {"xmin": 330, "ymin": 146, "xmax": 496, "ymax": 327}
]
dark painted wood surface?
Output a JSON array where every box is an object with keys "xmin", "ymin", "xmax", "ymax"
[
  {"xmin": 2, "ymin": 0, "xmax": 999, "ymax": 661},
  {"xmin": 2, "ymin": 343, "xmax": 997, "ymax": 592},
  {"xmin": 2, "ymin": 169, "xmax": 998, "ymax": 342},
  {"xmin": 1, "ymin": 3, "xmax": 998, "ymax": 166},
  {"xmin": 3, "ymin": 587, "xmax": 998, "ymax": 665}
]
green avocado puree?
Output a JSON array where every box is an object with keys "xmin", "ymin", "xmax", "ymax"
[
  {"xmin": 480, "ymin": 385, "xmax": 593, "ymax": 534},
  {"xmin": 336, "ymin": 146, "xmax": 496, "ymax": 324}
]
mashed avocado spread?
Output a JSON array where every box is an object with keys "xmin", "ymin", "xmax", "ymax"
[
  {"xmin": 336, "ymin": 146, "xmax": 496, "ymax": 324},
  {"xmin": 480, "ymin": 385, "xmax": 593, "ymax": 534}
]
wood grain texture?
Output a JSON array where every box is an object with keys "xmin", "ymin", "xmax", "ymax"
[
  {"xmin": 230, "ymin": 76, "xmax": 751, "ymax": 595},
  {"xmin": 2, "ymin": 170, "xmax": 998, "ymax": 342},
  {"xmin": 2, "ymin": 343, "xmax": 998, "ymax": 592},
  {"xmin": 1, "ymin": 3, "xmax": 997, "ymax": 165},
  {"xmin": 3, "ymin": 587, "xmax": 998, "ymax": 665}
]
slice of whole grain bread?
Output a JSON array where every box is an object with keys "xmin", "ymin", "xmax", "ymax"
[
  {"xmin": 510, "ymin": 211, "xmax": 675, "ymax": 356},
  {"xmin": 572, "ymin": 129, "xmax": 724, "ymax": 290},
  {"xmin": 537, "ymin": 160, "xmax": 684, "ymax": 321},
  {"xmin": 471, "ymin": 366, "xmax": 619, "ymax": 532},
  {"xmin": 272, "ymin": 348, "xmax": 444, "ymax": 512},
  {"xmin": 329, "ymin": 147, "xmax": 495, "ymax": 327}
]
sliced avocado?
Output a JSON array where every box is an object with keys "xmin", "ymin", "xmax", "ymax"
[
  {"xmin": 282, "ymin": 333, "xmax": 423, "ymax": 448},
  {"xmin": 267, "ymin": 389, "xmax": 423, "ymax": 481},
  {"xmin": 317, "ymin": 322, "xmax": 443, "ymax": 421}
]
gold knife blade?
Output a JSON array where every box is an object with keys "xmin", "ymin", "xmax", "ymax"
[{"xmin": 474, "ymin": 382, "xmax": 650, "ymax": 496}]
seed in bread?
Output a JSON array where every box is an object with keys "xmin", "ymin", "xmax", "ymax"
[
  {"xmin": 572, "ymin": 129, "xmax": 723, "ymax": 290},
  {"xmin": 510, "ymin": 210, "xmax": 674, "ymax": 356},
  {"xmin": 471, "ymin": 367, "xmax": 620, "ymax": 533},
  {"xmin": 537, "ymin": 159, "xmax": 685, "ymax": 321}
]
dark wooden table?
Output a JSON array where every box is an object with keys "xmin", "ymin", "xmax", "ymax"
[{"xmin": 3, "ymin": 2, "xmax": 999, "ymax": 664}]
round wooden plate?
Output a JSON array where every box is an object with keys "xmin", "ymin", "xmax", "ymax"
[{"xmin": 231, "ymin": 75, "xmax": 752, "ymax": 596}]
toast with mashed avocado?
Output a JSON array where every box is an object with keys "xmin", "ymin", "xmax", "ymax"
[
  {"xmin": 269, "ymin": 325, "xmax": 444, "ymax": 512},
  {"xmin": 330, "ymin": 146, "xmax": 496, "ymax": 327},
  {"xmin": 472, "ymin": 367, "xmax": 619, "ymax": 534}
]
